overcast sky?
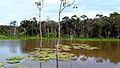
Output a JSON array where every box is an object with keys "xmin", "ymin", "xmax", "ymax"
[{"xmin": 0, "ymin": 0, "xmax": 120, "ymax": 25}]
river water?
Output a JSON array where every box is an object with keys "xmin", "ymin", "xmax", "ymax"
[{"xmin": 0, "ymin": 40, "xmax": 120, "ymax": 68}]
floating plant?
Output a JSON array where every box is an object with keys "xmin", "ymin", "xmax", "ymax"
[
  {"xmin": 12, "ymin": 65, "xmax": 28, "ymax": 68},
  {"xmin": 71, "ymin": 44, "xmax": 99, "ymax": 50},
  {"xmin": 26, "ymin": 44, "xmax": 99, "ymax": 63},
  {"xmin": 6, "ymin": 56, "xmax": 24, "ymax": 60},
  {"xmin": 6, "ymin": 56, "xmax": 24, "ymax": 64},
  {"xmin": 7, "ymin": 60, "xmax": 20, "ymax": 64}
]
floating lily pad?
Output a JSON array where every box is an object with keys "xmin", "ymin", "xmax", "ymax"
[
  {"xmin": 6, "ymin": 56, "xmax": 24, "ymax": 60},
  {"xmin": 6, "ymin": 56, "xmax": 24, "ymax": 64},
  {"xmin": 71, "ymin": 44, "xmax": 80, "ymax": 46},
  {"xmin": 0, "ymin": 62, "xmax": 4, "ymax": 67},
  {"xmin": 72, "ymin": 46, "xmax": 80, "ymax": 49},
  {"xmin": 38, "ymin": 57, "xmax": 49, "ymax": 62},
  {"xmin": 77, "ymin": 44, "xmax": 99, "ymax": 50},
  {"xmin": 35, "ymin": 48, "xmax": 55, "ymax": 51},
  {"xmin": 12, "ymin": 66, "xmax": 28, "ymax": 68},
  {"xmin": 59, "ymin": 45, "xmax": 71, "ymax": 49},
  {"xmin": 27, "ymin": 44, "xmax": 99, "ymax": 62},
  {"xmin": 62, "ymin": 48, "xmax": 71, "ymax": 51},
  {"xmin": 47, "ymin": 54, "xmax": 56, "ymax": 59},
  {"xmin": 7, "ymin": 60, "xmax": 20, "ymax": 64}
]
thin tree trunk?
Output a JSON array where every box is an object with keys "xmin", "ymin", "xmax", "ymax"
[
  {"xmin": 47, "ymin": 27, "xmax": 49, "ymax": 37},
  {"xmin": 57, "ymin": 12, "xmax": 61, "ymax": 46},
  {"xmin": 14, "ymin": 26, "xmax": 16, "ymax": 37}
]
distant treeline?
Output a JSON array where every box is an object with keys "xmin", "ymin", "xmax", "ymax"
[{"xmin": 0, "ymin": 12, "xmax": 120, "ymax": 38}]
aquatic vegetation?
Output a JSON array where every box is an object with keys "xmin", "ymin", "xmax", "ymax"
[
  {"xmin": 59, "ymin": 45, "xmax": 71, "ymax": 49},
  {"xmin": 7, "ymin": 60, "xmax": 20, "ymax": 64},
  {"xmin": 3, "ymin": 44, "xmax": 99, "ymax": 64},
  {"xmin": 36, "ymin": 57, "xmax": 50, "ymax": 62},
  {"xmin": 0, "ymin": 43, "xmax": 99, "ymax": 67},
  {"xmin": 72, "ymin": 46, "xmax": 80, "ymax": 49},
  {"xmin": 6, "ymin": 56, "xmax": 24, "ymax": 64},
  {"xmin": 56, "ymin": 44, "xmax": 71, "ymax": 51},
  {"xmin": 71, "ymin": 44, "xmax": 99, "ymax": 50},
  {"xmin": 0, "ymin": 62, "xmax": 4, "ymax": 67},
  {"xmin": 61, "ymin": 48, "xmax": 71, "ymax": 51},
  {"xmin": 12, "ymin": 66, "xmax": 28, "ymax": 68},
  {"xmin": 78, "ymin": 44, "xmax": 99, "ymax": 50},
  {"xmin": 27, "ymin": 46, "xmax": 76, "ymax": 62},
  {"xmin": 6, "ymin": 56, "xmax": 24, "ymax": 60},
  {"xmin": 71, "ymin": 44, "xmax": 81, "ymax": 46},
  {"xmin": 47, "ymin": 54, "xmax": 56, "ymax": 59},
  {"xmin": 35, "ymin": 48, "xmax": 55, "ymax": 51}
]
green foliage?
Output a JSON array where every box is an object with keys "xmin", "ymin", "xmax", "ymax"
[
  {"xmin": 27, "ymin": 44, "xmax": 98, "ymax": 62},
  {"xmin": 12, "ymin": 66, "xmax": 28, "ymax": 68},
  {"xmin": 0, "ymin": 12, "xmax": 120, "ymax": 38},
  {"xmin": 6, "ymin": 56, "xmax": 24, "ymax": 64}
]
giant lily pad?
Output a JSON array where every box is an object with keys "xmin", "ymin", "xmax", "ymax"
[
  {"xmin": 72, "ymin": 46, "xmax": 80, "ymax": 49},
  {"xmin": 6, "ymin": 56, "xmax": 24, "ymax": 60},
  {"xmin": 79, "ymin": 45, "xmax": 99, "ymax": 50},
  {"xmin": 6, "ymin": 56, "xmax": 24, "ymax": 64},
  {"xmin": 71, "ymin": 44, "xmax": 80, "ymax": 46},
  {"xmin": 7, "ymin": 60, "xmax": 20, "ymax": 64},
  {"xmin": 27, "ymin": 44, "xmax": 99, "ymax": 62}
]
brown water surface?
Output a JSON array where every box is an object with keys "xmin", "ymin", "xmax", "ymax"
[{"xmin": 0, "ymin": 40, "xmax": 120, "ymax": 68}]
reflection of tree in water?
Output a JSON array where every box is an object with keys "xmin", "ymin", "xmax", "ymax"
[
  {"xmin": 9, "ymin": 40, "xmax": 23, "ymax": 54},
  {"xmin": 76, "ymin": 41, "xmax": 120, "ymax": 64},
  {"xmin": 20, "ymin": 39, "xmax": 120, "ymax": 65},
  {"xmin": 21, "ymin": 40, "xmax": 56, "ymax": 53},
  {"xmin": 80, "ymin": 56, "xmax": 88, "ymax": 62},
  {"xmin": 96, "ymin": 58, "xmax": 103, "ymax": 63},
  {"xmin": 9, "ymin": 40, "xmax": 17, "ymax": 53}
]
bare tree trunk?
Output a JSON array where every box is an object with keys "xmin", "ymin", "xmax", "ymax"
[
  {"xmin": 39, "ymin": 9, "xmax": 42, "ymax": 38},
  {"xmin": 116, "ymin": 23, "xmax": 120, "ymax": 38},
  {"xmin": 14, "ymin": 26, "xmax": 16, "ymax": 37},
  {"xmin": 47, "ymin": 27, "xmax": 49, "ymax": 37},
  {"xmin": 24, "ymin": 28, "xmax": 26, "ymax": 36},
  {"xmin": 57, "ymin": 12, "xmax": 61, "ymax": 46},
  {"xmin": 56, "ymin": 1, "xmax": 75, "ymax": 68}
]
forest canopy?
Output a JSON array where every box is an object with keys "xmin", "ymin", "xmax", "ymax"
[{"xmin": 0, "ymin": 12, "xmax": 120, "ymax": 38}]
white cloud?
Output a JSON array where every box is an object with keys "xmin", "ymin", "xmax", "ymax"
[{"xmin": 0, "ymin": 0, "xmax": 120, "ymax": 25}]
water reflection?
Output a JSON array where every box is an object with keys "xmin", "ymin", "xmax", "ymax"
[
  {"xmin": 0, "ymin": 40, "xmax": 23, "ymax": 57},
  {"xmin": 0, "ymin": 40, "xmax": 120, "ymax": 68},
  {"xmin": 20, "ymin": 40, "xmax": 120, "ymax": 64}
]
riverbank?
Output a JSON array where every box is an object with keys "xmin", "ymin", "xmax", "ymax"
[
  {"xmin": 0, "ymin": 35, "xmax": 120, "ymax": 42},
  {"xmin": 44, "ymin": 37, "xmax": 120, "ymax": 42}
]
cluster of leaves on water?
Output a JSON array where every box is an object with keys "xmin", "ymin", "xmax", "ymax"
[
  {"xmin": 27, "ymin": 44, "xmax": 99, "ymax": 62},
  {"xmin": 1, "ymin": 44, "xmax": 98, "ymax": 68},
  {"xmin": 12, "ymin": 65, "xmax": 28, "ymax": 68},
  {"xmin": 71, "ymin": 44, "xmax": 99, "ymax": 50},
  {"xmin": 28, "ymin": 48, "xmax": 75, "ymax": 62},
  {"xmin": 6, "ymin": 56, "xmax": 24, "ymax": 64}
]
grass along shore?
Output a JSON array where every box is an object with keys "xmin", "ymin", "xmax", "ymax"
[{"xmin": 0, "ymin": 35, "xmax": 120, "ymax": 42}]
